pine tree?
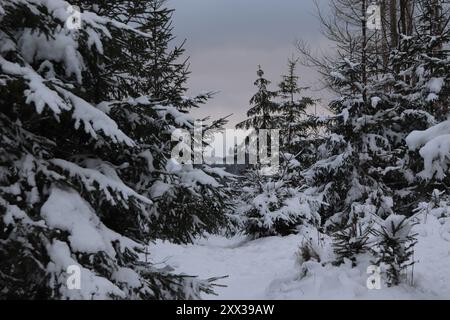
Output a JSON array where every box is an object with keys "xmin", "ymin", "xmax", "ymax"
[
  {"xmin": 299, "ymin": 0, "xmax": 450, "ymax": 223},
  {"xmin": 278, "ymin": 58, "xmax": 317, "ymax": 153},
  {"xmin": 233, "ymin": 65, "xmax": 321, "ymax": 238},
  {"xmin": 113, "ymin": 0, "xmax": 212, "ymax": 109},
  {"xmin": 388, "ymin": 0, "xmax": 450, "ymax": 211},
  {"xmin": 304, "ymin": 54, "xmax": 400, "ymax": 223},
  {"xmin": 0, "ymin": 0, "xmax": 216, "ymax": 299},
  {"xmin": 372, "ymin": 215, "xmax": 417, "ymax": 286},
  {"xmin": 73, "ymin": 0, "xmax": 232, "ymax": 245},
  {"xmin": 105, "ymin": 0, "xmax": 232, "ymax": 244},
  {"xmin": 331, "ymin": 209, "xmax": 373, "ymax": 267},
  {"xmin": 294, "ymin": 0, "xmax": 448, "ymax": 287},
  {"xmin": 235, "ymin": 170, "xmax": 321, "ymax": 238},
  {"xmin": 297, "ymin": 2, "xmax": 422, "ymax": 273},
  {"xmin": 236, "ymin": 66, "xmax": 279, "ymax": 130},
  {"xmin": 138, "ymin": 0, "xmax": 189, "ymax": 105},
  {"xmin": 276, "ymin": 58, "xmax": 321, "ymax": 186}
]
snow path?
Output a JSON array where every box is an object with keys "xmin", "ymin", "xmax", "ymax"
[
  {"xmin": 150, "ymin": 216, "xmax": 450, "ymax": 299},
  {"xmin": 150, "ymin": 234, "xmax": 303, "ymax": 299}
]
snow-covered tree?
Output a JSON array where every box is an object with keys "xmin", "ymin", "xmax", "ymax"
[
  {"xmin": 65, "ymin": 1, "xmax": 232, "ymax": 245},
  {"xmin": 278, "ymin": 58, "xmax": 317, "ymax": 149},
  {"xmin": 277, "ymin": 58, "xmax": 320, "ymax": 172},
  {"xmin": 237, "ymin": 66, "xmax": 279, "ymax": 130},
  {"xmin": 388, "ymin": 0, "xmax": 450, "ymax": 211},
  {"xmin": 299, "ymin": 0, "xmax": 449, "ymax": 222},
  {"xmin": 331, "ymin": 208, "xmax": 373, "ymax": 267},
  {"xmin": 304, "ymin": 54, "xmax": 402, "ymax": 224},
  {"xmin": 101, "ymin": 0, "xmax": 233, "ymax": 244},
  {"xmin": 109, "ymin": 0, "xmax": 213, "ymax": 109},
  {"xmin": 372, "ymin": 215, "xmax": 417, "ymax": 287},
  {"xmin": 295, "ymin": 1, "xmax": 447, "ymax": 277},
  {"xmin": 0, "ymin": 0, "xmax": 216, "ymax": 299},
  {"xmin": 97, "ymin": 98, "xmax": 233, "ymax": 245},
  {"xmin": 235, "ymin": 170, "xmax": 321, "ymax": 238},
  {"xmin": 233, "ymin": 64, "xmax": 321, "ymax": 238}
]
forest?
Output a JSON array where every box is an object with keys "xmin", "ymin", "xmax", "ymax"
[{"xmin": 0, "ymin": 0, "xmax": 449, "ymax": 300}]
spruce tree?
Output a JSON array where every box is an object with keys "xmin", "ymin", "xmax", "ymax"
[
  {"xmin": 234, "ymin": 65, "xmax": 321, "ymax": 238},
  {"xmin": 299, "ymin": 0, "xmax": 449, "ymax": 224},
  {"xmin": 235, "ymin": 170, "xmax": 321, "ymax": 238},
  {"xmin": 236, "ymin": 66, "xmax": 280, "ymax": 130},
  {"xmin": 331, "ymin": 208, "xmax": 373, "ymax": 267},
  {"xmin": 278, "ymin": 58, "xmax": 317, "ymax": 152},
  {"xmin": 113, "ymin": 0, "xmax": 212, "ymax": 109},
  {"xmin": 74, "ymin": 0, "xmax": 232, "ymax": 244},
  {"xmin": 111, "ymin": 0, "xmax": 232, "ymax": 244},
  {"xmin": 378, "ymin": 0, "xmax": 450, "ymax": 214},
  {"xmin": 372, "ymin": 215, "xmax": 417, "ymax": 287},
  {"xmin": 300, "ymin": 0, "xmax": 447, "ymax": 283},
  {"xmin": 277, "ymin": 58, "xmax": 321, "ymax": 183},
  {"xmin": 304, "ymin": 54, "xmax": 399, "ymax": 224},
  {"xmin": 0, "ymin": 0, "xmax": 216, "ymax": 299}
]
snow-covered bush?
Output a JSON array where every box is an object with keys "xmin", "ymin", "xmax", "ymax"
[
  {"xmin": 237, "ymin": 170, "xmax": 321, "ymax": 238},
  {"xmin": 148, "ymin": 164, "xmax": 234, "ymax": 244},
  {"xmin": 296, "ymin": 227, "xmax": 331, "ymax": 266},
  {"xmin": 331, "ymin": 211, "xmax": 373, "ymax": 267}
]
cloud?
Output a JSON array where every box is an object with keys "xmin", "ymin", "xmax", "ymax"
[{"xmin": 169, "ymin": 0, "xmax": 332, "ymax": 127}]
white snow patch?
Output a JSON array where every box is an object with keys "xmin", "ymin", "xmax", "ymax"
[
  {"xmin": 41, "ymin": 187, "xmax": 143, "ymax": 255},
  {"xmin": 46, "ymin": 240, "xmax": 125, "ymax": 300},
  {"xmin": 41, "ymin": 187, "xmax": 116, "ymax": 255},
  {"xmin": 406, "ymin": 121, "xmax": 450, "ymax": 179},
  {"xmin": 150, "ymin": 216, "xmax": 450, "ymax": 299}
]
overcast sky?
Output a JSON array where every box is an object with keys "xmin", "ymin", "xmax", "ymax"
[{"xmin": 168, "ymin": 0, "xmax": 333, "ymax": 127}]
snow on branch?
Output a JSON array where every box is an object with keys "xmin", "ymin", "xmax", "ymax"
[
  {"xmin": 51, "ymin": 158, "xmax": 152, "ymax": 206},
  {"xmin": 406, "ymin": 120, "xmax": 450, "ymax": 151},
  {"xmin": 0, "ymin": 56, "xmax": 70, "ymax": 115},
  {"xmin": 0, "ymin": 57, "xmax": 135, "ymax": 146},
  {"xmin": 406, "ymin": 120, "xmax": 450, "ymax": 179},
  {"xmin": 57, "ymin": 88, "xmax": 135, "ymax": 146}
]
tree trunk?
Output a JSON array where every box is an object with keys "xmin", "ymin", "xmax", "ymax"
[
  {"xmin": 380, "ymin": 0, "xmax": 389, "ymax": 69},
  {"xmin": 406, "ymin": 0, "xmax": 415, "ymax": 36},
  {"xmin": 399, "ymin": 0, "xmax": 407, "ymax": 36},
  {"xmin": 361, "ymin": 0, "xmax": 368, "ymax": 102},
  {"xmin": 389, "ymin": 0, "xmax": 398, "ymax": 48},
  {"xmin": 432, "ymin": 0, "xmax": 443, "ymax": 38}
]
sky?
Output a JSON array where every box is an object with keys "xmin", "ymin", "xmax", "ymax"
[{"xmin": 168, "ymin": 0, "xmax": 333, "ymax": 128}]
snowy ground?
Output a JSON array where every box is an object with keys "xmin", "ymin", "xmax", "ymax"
[{"xmin": 150, "ymin": 215, "xmax": 450, "ymax": 300}]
